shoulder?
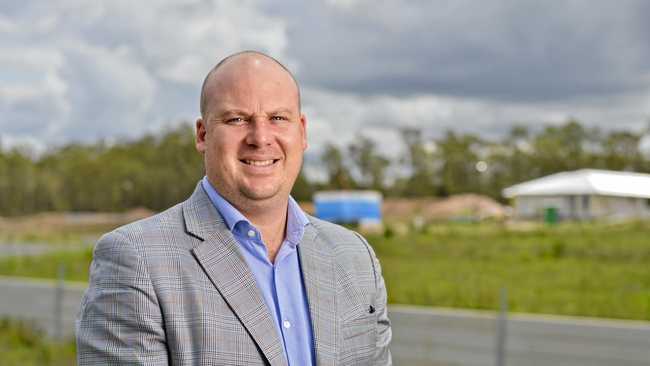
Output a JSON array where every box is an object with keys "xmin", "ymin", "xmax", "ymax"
[
  {"xmin": 306, "ymin": 215, "xmax": 380, "ymax": 277},
  {"xmin": 307, "ymin": 215, "xmax": 370, "ymax": 250},
  {"xmin": 96, "ymin": 201, "xmax": 187, "ymax": 253}
]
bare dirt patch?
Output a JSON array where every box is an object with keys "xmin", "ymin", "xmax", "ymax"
[
  {"xmin": 0, "ymin": 208, "xmax": 155, "ymax": 243},
  {"xmin": 300, "ymin": 194, "xmax": 507, "ymax": 223}
]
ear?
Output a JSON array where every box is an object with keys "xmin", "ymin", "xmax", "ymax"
[
  {"xmin": 300, "ymin": 113, "xmax": 308, "ymax": 151},
  {"xmin": 195, "ymin": 118, "xmax": 207, "ymax": 153}
]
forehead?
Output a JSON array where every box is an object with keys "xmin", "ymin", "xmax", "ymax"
[{"xmin": 204, "ymin": 55, "xmax": 300, "ymax": 112}]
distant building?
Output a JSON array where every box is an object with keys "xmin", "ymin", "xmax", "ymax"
[
  {"xmin": 502, "ymin": 169, "xmax": 650, "ymax": 221},
  {"xmin": 313, "ymin": 190, "xmax": 382, "ymax": 228}
]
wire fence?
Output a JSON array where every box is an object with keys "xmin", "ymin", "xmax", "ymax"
[{"xmin": 1, "ymin": 276, "xmax": 649, "ymax": 365}]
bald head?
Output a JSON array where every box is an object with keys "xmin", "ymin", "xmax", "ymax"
[{"xmin": 199, "ymin": 51, "xmax": 301, "ymax": 119}]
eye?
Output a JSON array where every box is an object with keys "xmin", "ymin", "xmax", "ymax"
[
  {"xmin": 225, "ymin": 117, "xmax": 247, "ymax": 125},
  {"xmin": 270, "ymin": 115, "xmax": 288, "ymax": 122}
]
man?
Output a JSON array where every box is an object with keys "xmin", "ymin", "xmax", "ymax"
[{"xmin": 76, "ymin": 51, "xmax": 392, "ymax": 365}]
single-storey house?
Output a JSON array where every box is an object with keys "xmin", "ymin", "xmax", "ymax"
[{"xmin": 502, "ymin": 169, "xmax": 650, "ymax": 221}]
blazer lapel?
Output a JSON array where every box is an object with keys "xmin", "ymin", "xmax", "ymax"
[
  {"xmin": 299, "ymin": 221, "xmax": 338, "ymax": 366},
  {"xmin": 183, "ymin": 184, "xmax": 287, "ymax": 366}
]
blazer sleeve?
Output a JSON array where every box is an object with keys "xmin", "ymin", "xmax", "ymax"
[
  {"xmin": 76, "ymin": 230, "xmax": 169, "ymax": 365},
  {"xmin": 356, "ymin": 233, "xmax": 393, "ymax": 365}
]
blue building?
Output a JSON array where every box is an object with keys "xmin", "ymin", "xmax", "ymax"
[{"xmin": 313, "ymin": 190, "xmax": 382, "ymax": 226}]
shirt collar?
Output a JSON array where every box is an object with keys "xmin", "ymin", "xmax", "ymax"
[
  {"xmin": 285, "ymin": 195, "xmax": 309, "ymax": 247},
  {"xmin": 201, "ymin": 176, "xmax": 247, "ymax": 232},
  {"xmin": 201, "ymin": 176, "xmax": 309, "ymax": 245}
]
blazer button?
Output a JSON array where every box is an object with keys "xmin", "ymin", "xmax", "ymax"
[{"xmin": 368, "ymin": 305, "xmax": 375, "ymax": 314}]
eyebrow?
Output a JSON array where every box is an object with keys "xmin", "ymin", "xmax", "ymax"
[
  {"xmin": 214, "ymin": 108, "xmax": 296, "ymax": 118},
  {"xmin": 218, "ymin": 109, "xmax": 249, "ymax": 117},
  {"xmin": 267, "ymin": 108, "xmax": 294, "ymax": 115}
]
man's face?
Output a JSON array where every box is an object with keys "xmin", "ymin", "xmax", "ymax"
[{"xmin": 196, "ymin": 56, "xmax": 307, "ymax": 210}]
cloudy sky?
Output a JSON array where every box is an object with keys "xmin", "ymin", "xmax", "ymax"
[{"xmin": 2, "ymin": 0, "xmax": 650, "ymax": 158}]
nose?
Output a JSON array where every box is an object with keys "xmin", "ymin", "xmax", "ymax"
[{"xmin": 245, "ymin": 118, "xmax": 272, "ymax": 147}]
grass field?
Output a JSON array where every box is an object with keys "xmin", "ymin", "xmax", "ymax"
[
  {"xmin": 0, "ymin": 248, "xmax": 92, "ymax": 281},
  {"xmin": 369, "ymin": 220, "xmax": 650, "ymax": 321},
  {"xmin": 1, "ymin": 220, "xmax": 649, "ymax": 320},
  {"xmin": 0, "ymin": 319, "xmax": 76, "ymax": 366},
  {"xmin": 0, "ymin": 226, "xmax": 106, "ymax": 245}
]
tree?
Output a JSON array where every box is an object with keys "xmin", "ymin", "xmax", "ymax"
[
  {"xmin": 348, "ymin": 136, "xmax": 390, "ymax": 191},
  {"xmin": 600, "ymin": 131, "xmax": 644, "ymax": 171},
  {"xmin": 399, "ymin": 128, "xmax": 438, "ymax": 196},
  {"xmin": 291, "ymin": 170, "xmax": 314, "ymax": 201},
  {"xmin": 321, "ymin": 143, "xmax": 355, "ymax": 189},
  {"xmin": 436, "ymin": 131, "xmax": 483, "ymax": 195},
  {"xmin": 529, "ymin": 120, "xmax": 593, "ymax": 175}
]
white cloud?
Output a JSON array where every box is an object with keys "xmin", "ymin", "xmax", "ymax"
[
  {"xmin": 1, "ymin": 0, "xmax": 649, "ymax": 158},
  {"xmin": 148, "ymin": 0, "xmax": 289, "ymax": 84},
  {"xmin": 0, "ymin": 46, "xmax": 68, "ymax": 140},
  {"xmin": 53, "ymin": 40, "xmax": 157, "ymax": 140},
  {"xmin": 301, "ymin": 86, "xmax": 650, "ymax": 159},
  {"xmin": 0, "ymin": 0, "xmax": 290, "ymax": 146}
]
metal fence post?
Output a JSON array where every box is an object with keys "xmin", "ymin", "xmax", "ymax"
[
  {"xmin": 496, "ymin": 287, "xmax": 508, "ymax": 366},
  {"xmin": 54, "ymin": 264, "xmax": 65, "ymax": 341}
]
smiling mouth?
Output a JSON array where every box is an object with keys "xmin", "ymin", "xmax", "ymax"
[{"xmin": 240, "ymin": 159, "xmax": 279, "ymax": 167}]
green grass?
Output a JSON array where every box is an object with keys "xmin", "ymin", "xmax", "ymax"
[
  {"xmin": 0, "ymin": 318, "xmax": 76, "ymax": 366},
  {"xmin": 1, "ymin": 220, "xmax": 649, "ymax": 321},
  {"xmin": 0, "ymin": 226, "xmax": 104, "ymax": 245},
  {"xmin": 0, "ymin": 247, "xmax": 93, "ymax": 282},
  {"xmin": 369, "ymin": 220, "xmax": 650, "ymax": 321}
]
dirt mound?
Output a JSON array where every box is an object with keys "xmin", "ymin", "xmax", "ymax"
[
  {"xmin": 300, "ymin": 194, "xmax": 507, "ymax": 222},
  {"xmin": 2, "ymin": 195, "xmax": 505, "ymax": 231},
  {"xmin": 384, "ymin": 194, "xmax": 506, "ymax": 221}
]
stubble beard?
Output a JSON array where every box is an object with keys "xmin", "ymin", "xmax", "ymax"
[
  {"xmin": 239, "ymin": 181, "xmax": 283, "ymax": 202},
  {"xmin": 206, "ymin": 155, "xmax": 301, "ymax": 212},
  {"xmin": 237, "ymin": 168, "xmax": 300, "ymax": 211}
]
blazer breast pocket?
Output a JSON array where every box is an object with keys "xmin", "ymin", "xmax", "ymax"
[
  {"xmin": 340, "ymin": 304, "xmax": 378, "ymax": 365},
  {"xmin": 341, "ymin": 303, "xmax": 377, "ymax": 343}
]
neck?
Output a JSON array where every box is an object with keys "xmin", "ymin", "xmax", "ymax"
[{"xmin": 238, "ymin": 198, "xmax": 289, "ymax": 263}]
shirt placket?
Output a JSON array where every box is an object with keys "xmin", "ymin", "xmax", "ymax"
[{"xmin": 274, "ymin": 243, "xmax": 299, "ymax": 365}]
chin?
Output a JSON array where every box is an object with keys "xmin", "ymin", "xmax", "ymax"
[{"xmin": 240, "ymin": 186, "xmax": 283, "ymax": 201}]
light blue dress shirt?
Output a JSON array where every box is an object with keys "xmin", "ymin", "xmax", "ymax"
[{"xmin": 201, "ymin": 177, "xmax": 315, "ymax": 366}]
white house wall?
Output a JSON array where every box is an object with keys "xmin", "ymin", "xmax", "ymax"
[
  {"xmin": 592, "ymin": 196, "xmax": 650, "ymax": 219},
  {"xmin": 514, "ymin": 195, "xmax": 650, "ymax": 220},
  {"xmin": 514, "ymin": 196, "xmax": 572, "ymax": 219}
]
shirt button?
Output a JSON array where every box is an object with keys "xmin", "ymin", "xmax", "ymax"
[
  {"xmin": 283, "ymin": 320, "xmax": 291, "ymax": 329},
  {"xmin": 247, "ymin": 230, "xmax": 256, "ymax": 238}
]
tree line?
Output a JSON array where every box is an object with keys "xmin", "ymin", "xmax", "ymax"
[{"xmin": 1, "ymin": 120, "xmax": 649, "ymax": 216}]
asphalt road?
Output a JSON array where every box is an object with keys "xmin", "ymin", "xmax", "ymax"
[{"xmin": 2, "ymin": 278, "xmax": 650, "ymax": 365}]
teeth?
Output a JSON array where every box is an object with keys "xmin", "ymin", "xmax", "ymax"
[{"xmin": 244, "ymin": 159, "xmax": 274, "ymax": 166}]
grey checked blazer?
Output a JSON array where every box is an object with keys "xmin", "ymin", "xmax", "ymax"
[{"xmin": 76, "ymin": 183, "xmax": 392, "ymax": 365}]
